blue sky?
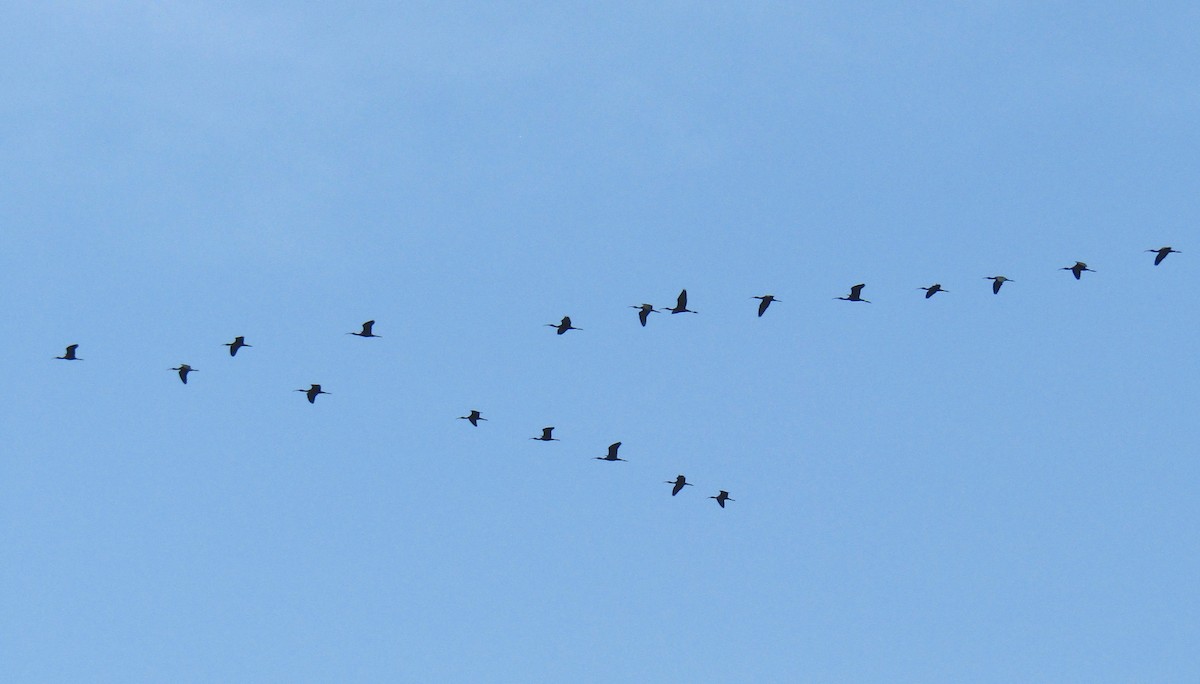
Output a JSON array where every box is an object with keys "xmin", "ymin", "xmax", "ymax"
[{"xmin": 2, "ymin": 3, "xmax": 1197, "ymax": 681}]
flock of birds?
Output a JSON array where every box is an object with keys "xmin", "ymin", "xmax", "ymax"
[{"xmin": 51, "ymin": 245, "xmax": 1184, "ymax": 509}]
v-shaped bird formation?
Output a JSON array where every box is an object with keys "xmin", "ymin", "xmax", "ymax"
[{"xmin": 51, "ymin": 246, "xmax": 1184, "ymax": 510}]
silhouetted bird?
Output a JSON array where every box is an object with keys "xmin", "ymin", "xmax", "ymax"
[
  {"xmin": 630, "ymin": 303, "xmax": 659, "ymax": 327},
  {"xmin": 296, "ymin": 384, "xmax": 329, "ymax": 403},
  {"xmin": 595, "ymin": 442, "xmax": 625, "ymax": 461},
  {"xmin": 709, "ymin": 490, "xmax": 734, "ymax": 508},
  {"xmin": 665, "ymin": 289, "xmax": 696, "ymax": 314},
  {"xmin": 836, "ymin": 284, "xmax": 870, "ymax": 303},
  {"xmin": 531, "ymin": 427, "xmax": 559, "ymax": 441},
  {"xmin": 919, "ymin": 284, "xmax": 947, "ymax": 298},
  {"xmin": 985, "ymin": 276, "xmax": 1013, "ymax": 294},
  {"xmin": 348, "ymin": 320, "xmax": 380, "ymax": 337},
  {"xmin": 1061, "ymin": 262, "xmax": 1095, "ymax": 280},
  {"xmin": 56, "ymin": 344, "xmax": 81, "ymax": 360},
  {"xmin": 546, "ymin": 316, "xmax": 581, "ymax": 335},
  {"xmin": 1147, "ymin": 246, "xmax": 1181, "ymax": 265},
  {"xmin": 458, "ymin": 410, "xmax": 487, "ymax": 426},
  {"xmin": 753, "ymin": 295, "xmax": 778, "ymax": 317},
  {"xmin": 225, "ymin": 336, "xmax": 251, "ymax": 356},
  {"xmin": 665, "ymin": 475, "xmax": 693, "ymax": 496},
  {"xmin": 170, "ymin": 364, "xmax": 196, "ymax": 384}
]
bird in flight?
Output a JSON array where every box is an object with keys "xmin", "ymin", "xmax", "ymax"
[
  {"xmin": 296, "ymin": 384, "xmax": 329, "ymax": 403},
  {"xmin": 458, "ymin": 410, "xmax": 487, "ymax": 426},
  {"xmin": 1146, "ymin": 246, "xmax": 1181, "ymax": 265},
  {"xmin": 1061, "ymin": 262, "xmax": 1095, "ymax": 280},
  {"xmin": 665, "ymin": 475, "xmax": 693, "ymax": 496},
  {"xmin": 709, "ymin": 490, "xmax": 734, "ymax": 508},
  {"xmin": 170, "ymin": 364, "xmax": 197, "ymax": 384},
  {"xmin": 225, "ymin": 336, "xmax": 251, "ymax": 356},
  {"xmin": 836, "ymin": 284, "xmax": 870, "ymax": 303},
  {"xmin": 348, "ymin": 320, "xmax": 380, "ymax": 337},
  {"xmin": 630, "ymin": 303, "xmax": 659, "ymax": 327},
  {"xmin": 546, "ymin": 316, "xmax": 581, "ymax": 335},
  {"xmin": 531, "ymin": 427, "xmax": 559, "ymax": 441},
  {"xmin": 985, "ymin": 276, "xmax": 1013, "ymax": 294},
  {"xmin": 665, "ymin": 289, "xmax": 697, "ymax": 314},
  {"xmin": 56, "ymin": 344, "xmax": 81, "ymax": 360},
  {"xmin": 919, "ymin": 284, "xmax": 947, "ymax": 298},
  {"xmin": 595, "ymin": 442, "xmax": 625, "ymax": 462},
  {"xmin": 753, "ymin": 295, "xmax": 778, "ymax": 317}
]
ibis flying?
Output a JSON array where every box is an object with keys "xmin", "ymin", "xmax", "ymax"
[
  {"xmin": 985, "ymin": 276, "xmax": 1013, "ymax": 294},
  {"xmin": 665, "ymin": 475, "xmax": 693, "ymax": 496},
  {"xmin": 296, "ymin": 384, "xmax": 329, "ymax": 403},
  {"xmin": 595, "ymin": 442, "xmax": 625, "ymax": 461},
  {"xmin": 665, "ymin": 289, "xmax": 696, "ymax": 314},
  {"xmin": 919, "ymin": 284, "xmax": 947, "ymax": 298},
  {"xmin": 458, "ymin": 410, "xmax": 487, "ymax": 426},
  {"xmin": 710, "ymin": 490, "xmax": 734, "ymax": 508},
  {"xmin": 1147, "ymin": 246, "xmax": 1181, "ymax": 265},
  {"xmin": 531, "ymin": 427, "xmax": 559, "ymax": 441},
  {"xmin": 225, "ymin": 336, "xmax": 251, "ymax": 356},
  {"xmin": 170, "ymin": 364, "xmax": 196, "ymax": 384},
  {"xmin": 1061, "ymin": 262, "xmax": 1095, "ymax": 280},
  {"xmin": 630, "ymin": 303, "xmax": 659, "ymax": 327},
  {"xmin": 753, "ymin": 295, "xmax": 778, "ymax": 317},
  {"xmin": 348, "ymin": 320, "xmax": 380, "ymax": 337},
  {"xmin": 836, "ymin": 284, "xmax": 870, "ymax": 303},
  {"xmin": 546, "ymin": 316, "xmax": 581, "ymax": 335},
  {"xmin": 56, "ymin": 344, "xmax": 81, "ymax": 360}
]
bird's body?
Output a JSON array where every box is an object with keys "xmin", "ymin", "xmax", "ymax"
[
  {"xmin": 666, "ymin": 475, "xmax": 693, "ymax": 496},
  {"xmin": 985, "ymin": 276, "xmax": 1013, "ymax": 294},
  {"xmin": 348, "ymin": 320, "xmax": 379, "ymax": 337},
  {"xmin": 296, "ymin": 384, "xmax": 329, "ymax": 403},
  {"xmin": 710, "ymin": 490, "xmax": 734, "ymax": 508},
  {"xmin": 1062, "ymin": 261, "xmax": 1095, "ymax": 280},
  {"xmin": 531, "ymin": 427, "xmax": 559, "ymax": 441},
  {"xmin": 225, "ymin": 336, "xmax": 251, "ymax": 356},
  {"xmin": 919, "ymin": 284, "xmax": 946, "ymax": 298},
  {"xmin": 170, "ymin": 364, "xmax": 196, "ymax": 384},
  {"xmin": 56, "ymin": 344, "xmax": 81, "ymax": 360},
  {"xmin": 595, "ymin": 442, "xmax": 625, "ymax": 461},
  {"xmin": 630, "ymin": 303, "xmax": 659, "ymax": 327},
  {"xmin": 1147, "ymin": 247, "xmax": 1181, "ymax": 265},
  {"xmin": 458, "ymin": 410, "xmax": 487, "ymax": 426},
  {"xmin": 753, "ymin": 295, "xmax": 778, "ymax": 317},
  {"xmin": 546, "ymin": 316, "xmax": 581, "ymax": 335},
  {"xmin": 836, "ymin": 284, "xmax": 870, "ymax": 303},
  {"xmin": 666, "ymin": 289, "xmax": 696, "ymax": 314}
]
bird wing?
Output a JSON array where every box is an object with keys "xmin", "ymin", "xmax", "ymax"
[
  {"xmin": 607, "ymin": 442, "xmax": 622, "ymax": 457},
  {"xmin": 362, "ymin": 320, "xmax": 375, "ymax": 335},
  {"xmin": 992, "ymin": 279, "xmax": 1002, "ymax": 294},
  {"xmin": 850, "ymin": 284, "xmax": 865, "ymax": 298},
  {"xmin": 638, "ymin": 309, "xmax": 648, "ymax": 326},
  {"xmin": 676, "ymin": 290, "xmax": 687, "ymax": 309},
  {"xmin": 757, "ymin": 299, "xmax": 769, "ymax": 316}
]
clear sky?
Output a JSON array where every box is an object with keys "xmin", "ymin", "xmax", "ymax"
[{"xmin": 2, "ymin": 3, "xmax": 1197, "ymax": 682}]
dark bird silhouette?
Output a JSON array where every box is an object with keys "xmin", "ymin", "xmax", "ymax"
[
  {"xmin": 753, "ymin": 295, "xmax": 778, "ymax": 317},
  {"xmin": 630, "ymin": 303, "xmax": 659, "ymax": 327},
  {"xmin": 1147, "ymin": 246, "xmax": 1181, "ymax": 265},
  {"xmin": 665, "ymin": 475, "xmax": 693, "ymax": 496},
  {"xmin": 709, "ymin": 490, "xmax": 734, "ymax": 508},
  {"xmin": 546, "ymin": 316, "xmax": 581, "ymax": 335},
  {"xmin": 665, "ymin": 289, "xmax": 696, "ymax": 314},
  {"xmin": 348, "ymin": 320, "xmax": 380, "ymax": 337},
  {"xmin": 1061, "ymin": 262, "xmax": 1095, "ymax": 280},
  {"xmin": 170, "ymin": 364, "xmax": 196, "ymax": 384},
  {"xmin": 225, "ymin": 336, "xmax": 251, "ymax": 356},
  {"xmin": 458, "ymin": 410, "xmax": 487, "ymax": 426},
  {"xmin": 296, "ymin": 384, "xmax": 329, "ymax": 403},
  {"xmin": 56, "ymin": 344, "xmax": 81, "ymax": 360},
  {"xmin": 595, "ymin": 442, "xmax": 625, "ymax": 462},
  {"xmin": 985, "ymin": 276, "xmax": 1013, "ymax": 294},
  {"xmin": 531, "ymin": 427, "xmax": 559, "ymax": 441},
  {"xmin": 919, "ymin": 284, "xmax": 947, "ymax": 298},
  {"xmin": 835, "ymin": 284, "xmax": 870, "ymax": 303}
]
